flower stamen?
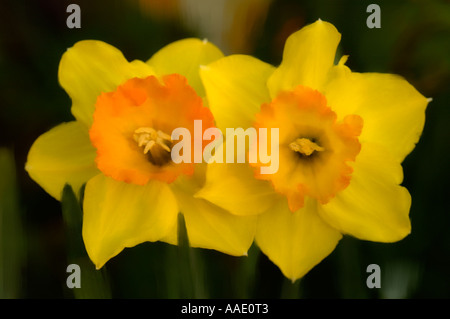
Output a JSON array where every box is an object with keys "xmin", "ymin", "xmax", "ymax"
[
  {"xmin": 289, "ymin": 138, "xmax": 325, "ymax": 156},
  {"xmin": 133, "ymin": 127, "xmax": 172, "ymax": 154}
]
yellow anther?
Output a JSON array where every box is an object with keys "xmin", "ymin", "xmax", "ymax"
[
  {"xmin": 133, "ymin": 127, "xmax": 172, "ymax": 154},
  {"xmin": 143, "ymin": 140, "xmax": 156, "ymax": 154},
  {"xmin": 289, "ymin": 138, "xmax": 325, "ymax": 156}
]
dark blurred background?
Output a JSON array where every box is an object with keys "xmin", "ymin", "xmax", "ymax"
[{"xmin": 0, "ymin": 0, "xmax": 449, "ymax": 298}]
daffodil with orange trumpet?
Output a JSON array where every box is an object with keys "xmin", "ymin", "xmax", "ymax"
[{"xmin": 198, "ymin": 20, "xmax": 430, "ymax": 281}]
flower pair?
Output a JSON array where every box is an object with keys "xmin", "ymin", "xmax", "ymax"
[{"xmin": 26, "ymin": 20, "xmax": 429, "ymax": 281}]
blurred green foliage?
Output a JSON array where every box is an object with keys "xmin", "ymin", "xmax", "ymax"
[
  {"xmin": 0, "ymin": 149, "xmax": 25, "ymax": 298},
  {"xmin": 0, "ymin": 0, "xmax": 449, "ymax": 298}
]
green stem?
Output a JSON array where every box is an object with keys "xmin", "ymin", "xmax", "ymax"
[
  {"xmin": 280, "ymin": 277, "xmax": 301, "ymax": 299},
  {"xmin": 176, "ymin": 213, "xmax": 206, "ymax": 298}
]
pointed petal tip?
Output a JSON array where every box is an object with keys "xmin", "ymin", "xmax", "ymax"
[{"xmin": 90, "ymin": 255, "xmax": 105, "ymax": 270}]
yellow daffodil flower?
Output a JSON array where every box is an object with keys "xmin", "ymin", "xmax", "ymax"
[
  {"xmin": 198, "ymin": 20, "xmax": 430, "ymax": 281},
  {"xmin": 25, "ymin": 39, "xmax": 257, "ymax": 269}
]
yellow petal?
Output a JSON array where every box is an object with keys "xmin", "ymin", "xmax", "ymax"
[
  {"xmin": 147, "ymin": 38, "xmax": 224, "ymax": 97},
  {"xmin": 267, "ymin": 20, "xmax": 341, "ymax": 98},
  {"xmin": 165, "ymin": 178, "xmax": 257, "ymax": 256},
  {"xmin": 25, "ymin": 121, "xmax": 99, "ymax": 200},
  {"xmin": 59, "ymin": 40, "xmax": 155, "ymax": 127},
  {"xmin": 324, "ymin": 64, "xmax": 429, "ymax": 162},
  {"xmin": 195, "ymin": 163, "xmax": 279, "ymax": 216},
  {"xmin": 200, "ymin": 54, "xmax": 274, "ymax": 131},
  {"xmin": 317, "ymin": 142, "xmax": 411, "ymax": 242},
  {"xmin": 82, "ymin": 174, "xmax": 178, "ymax": 269},
  {"xmin": 256, "ymin": 197, "xmax": 342, "ymax": 282}
]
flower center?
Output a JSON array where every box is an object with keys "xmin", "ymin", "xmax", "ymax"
[
  {"xmin": 289, "ymin": 138, "xmax": 325, "ymax": 157},
  {"xmin": 251, "ymin": 85, "xmax": 363, "ymax": 212},
  {"xmin": 133, "ymin": 127, "xmax": 173, "ymax": 166},
  {"xmin": 134, "ymin": 127, "xmax": 172, "ymax": 154},
  {"xmin": 89, "ymin": 74, "xmax": 215, "ymax": 185}
]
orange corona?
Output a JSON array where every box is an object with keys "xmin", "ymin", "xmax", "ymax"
[
  {"xmin": 252, "ymin": 85, "xmax": 363, "ymax": 212},
  {"xmin": 89, "ymin": 74, "xmax": 215, "ymax": 185}
]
